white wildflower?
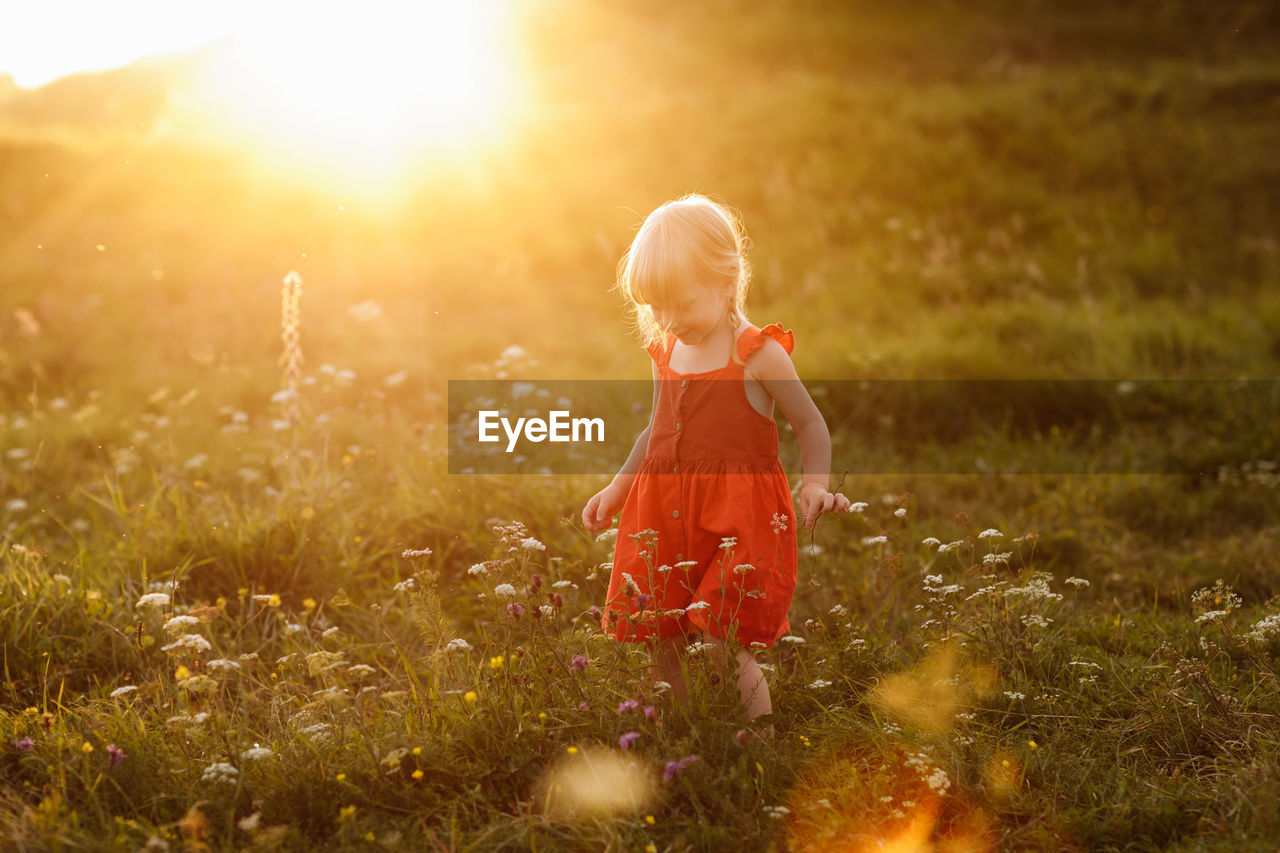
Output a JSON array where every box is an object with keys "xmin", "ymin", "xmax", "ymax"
[
  {"xmin": 733, "ymin": 563, "xmax": 757, "ymax": 574},
  {"xmin": 445, "ymin": 638, "xmax": 472, "ymax": 652},
  {"xmin": 520, "ymin": 537, "xmax": 546, "ymax": 551},
  {"xmin": 242, "ymin": 746, "xmax": 274, "ymax": 761},
  {"xmin": 6, "ymin": 498, "xmax": 29, "ymax": 513},
  {"xmin": 719, "ymin": 537, "xmax": 738, "ymax": 550},
  {"xmin": 347, "ymin": 664, "xmax": 376, "ymax": 677},
  {"xmin": 809, "ymin": 679, "xmax": 832, "ymax": 689},
  {"xmin": 862, "ymin": 535, "xmax": 889, "ymax": 546},
  {"xmin": 401, "ymin": 548, "xmax": 432, "ymax": 559},
  {"xmin": 778, "ymin": 635, "xmax": 805, "ymax": 645},
  {"xmin": 110, "ymin": 685, "xmax": 139, "ymax": 698},
  {"xmin": 206, "ymin": 659, "xmax": 241, "ymax": 671},
  {"xmin": 1195, "ymin": 610, "xmax": 1229, "ymax": 625},
  {"xmin": 161, "ymin": 633, "xmax": 212, "ymax": 653},
  {"xmin": 685, "ymin": 600, "xmax": 710, "ymax": 612},
  {"xmin": 594, "ymin": 528, "xmax": 618, "ymax": 544},
  {"xmin": 201, "ymin": 762, "xmax": 239, "ymax": 784},
  {"xmin": 1020, "ymin": 613, "xmax": 1052, "ymax": 629},
  {"xmin": 800, "ymin": 543, "xmax": 824, "ymax": 557},
  {"xmin": 894, "ymin": 507, "xmax": 907, "ymax": 519},
  {"xmin": 849, "ymin": 502, "xmax": 868, "ymax": 513},
  {"xmin": 162, "ymin": 615, "xmax": 200, "ymax": 634},
  {"xmin": 135, "ymin": 592, "xmax": 171, "ymax": 608},
  {"xmin": 494, "ymin": 583, "xmax": 518, "ymax": 597},
  {"xmin": 394, "ymin": 578, "xmax": 416, "ymax": 592},
  {"xmin": 539, "ymin": 605, "xmax": 555, "ymax": 618},
  {"xmin": 1065, "ymin": 577, "xmax": 1090, "ymax": 588},
  {"xmin": 467, "ymin": 563, "xmax": 488, "ymax": 577},
  {"xmin": 978, "ymin": 528, "xmax": 1003, "ymax": 540},
  {"xmin": 1003, "ymin": 691, "xmax": 1025, "ymax": 700},
  {"xmin": 921, "ymin": 537, "xmax": 941, "ymax": 548}
]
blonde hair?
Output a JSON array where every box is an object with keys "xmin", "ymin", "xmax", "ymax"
[{"xmin": 617, "ymin": 194, "xmax": 751, "ymax": 345}]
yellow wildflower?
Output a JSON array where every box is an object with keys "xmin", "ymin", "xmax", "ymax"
[
  {"xmin": 338, "ymin": 805, "xmax": 357, "ymax": 822},
  {"xmin": 336, "ymin": 773, "xmax": 347, "ymax": 782},
  {"xmin": 174, "ymin": 665, "xmax": 191, "ymax": 681},
  {"xmin": 303, "ymin": 597, "xmax": 317, "ymax": 611},
  {"xmin": 412, "ymin": 770, "xmax": 424, "ymax": 780},
  {"xmin": 81, "ymin": 741, "xmax": 94, "ymax": 753},
  {"xmin": 464, "ymin": 691, "xmax": 478, "ymax": 703},
  {"xmin": 489, "ymin": 655, "xmax": 504, "ymax": 670}
]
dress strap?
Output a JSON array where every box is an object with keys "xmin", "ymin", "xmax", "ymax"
[
  {"xmin": 736, "ymin": 322, "xmax": 795, "ymax": 363},
  {"xmin": 646, "ymin": 334, "xmax": 675, "ymax": 368}
]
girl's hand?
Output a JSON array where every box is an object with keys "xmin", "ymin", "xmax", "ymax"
[
  {"xmin": 798, "ymin": 482, "xmax": 852, "ymax": 530},
  {"xmin": 582, "ymin": 481, "xmax": 628, "ymax": 532}
]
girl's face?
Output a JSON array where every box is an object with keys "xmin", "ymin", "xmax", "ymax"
[{"xmin": 648, "ymin": 281, "xmax": 731, "ymax": 346}]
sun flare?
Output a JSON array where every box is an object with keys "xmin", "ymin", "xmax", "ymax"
[{"xmin": 184, "ymin": 0, "xmax": 518, "ymax": 188}]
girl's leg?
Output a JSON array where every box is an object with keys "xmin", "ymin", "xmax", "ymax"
[
  {"xmin": 732, "ymin": 647, "xmax": 772, "ymax": 721},
  {"xmin": 708, "ymin": 639, "xmax": 771, "ymax": 720},
  {"xmin": 652, "ymin": 634, "xmax": 688, "ymax": 703}
]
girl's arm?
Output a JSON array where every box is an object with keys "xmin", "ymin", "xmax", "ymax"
[
  {"xmin": 582, "ymin": 361, "xmax": 660, "ymax": 531},
  {"xmin": 750, "ymin": 339, "xmax": 851, "ymax": 529}
]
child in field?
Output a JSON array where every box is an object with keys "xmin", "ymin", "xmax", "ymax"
[{"xmin": 582, "ymin": 194, "xmax": 849, "ymax": 721}]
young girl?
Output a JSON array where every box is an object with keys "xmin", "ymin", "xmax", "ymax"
[{"xmin": 581, "ymin": 194, "xmax": 850, "ymax": 721}]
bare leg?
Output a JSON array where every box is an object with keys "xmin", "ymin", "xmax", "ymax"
[
  {"xmin": 652, "ymin": 635, "xmax": 688, "ymax": 703},
  {"xmin": 708, "ymin": 639, "xmax": 772, "ymax": 720},
  {"xmin": 732, "ymin": 647, "xmax": 772, "ymax": 721}
]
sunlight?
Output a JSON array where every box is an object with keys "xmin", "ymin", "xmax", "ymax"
[{"xmin": 184, "ymin": 0, "xmax": 518, "ymax": 189}]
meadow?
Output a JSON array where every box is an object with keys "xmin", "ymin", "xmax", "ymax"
[{"xmin": 2, "ymin": 0, "xmax": 1280, "ymax": 849}]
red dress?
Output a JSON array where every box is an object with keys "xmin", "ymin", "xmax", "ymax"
[{"xmin": 602, "ymin": 323, "xmax": 799, "ymax": 649}]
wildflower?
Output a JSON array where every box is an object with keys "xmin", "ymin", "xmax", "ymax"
[
  {"xmin": 982, "ymin": 552, "xmax": 1012, "ymax": 566},
  {"xmin": 978, "ymin": 528, "xmax": 1004, "ymax": 540},
  {"xmin": 894, "ymin": 507, "xmax": 907, "ymax": 519},
  {"xmin": 1003, "ymin": 691, "xmax": 1025, "ymax": 700},
  {"xmin": 1027, "ymin": 740, "xmax": 1037, "ymax": 749},
  {"xmin": 521, "ymin": 537, "xmax": 546, "ymax": 551},
  {"xmin": 778, "ymin": 635, "xmax": 805, "ymax": 645},
  {"xmin": 719, "ymin": 537, "xmax": 738, "ymax": 550},
  {"xmin": 762, "ymin": 805, "xmax": 791, "ymax": 819},
  {"xmin": 412, "ymin": 769, "xmax": 424, "ymax": 780},
  {"xmin": 508, "ymin": 602, "xmax": 526, "ymax": 618},
  {"xmin": 567, "ymin": 746, "xmax": 578, "ymax": 755},
  {"xmin": 393, "ymin": 578, "xmax": 416, "ymax": 592},
  {"xmin": 921, "ymin": 537, "xmax": 941, "ymax": 548},
  {"xmin": 14, "ymin": 737, "xmax": 34, "ymax": 751},
  {"xmin": 6, "ymin": 498, "xmax": 29, "ymax": 513},
  {"xmin": 539, "ymin": 605, "xmax": 556, "ymax": 618},
  {"xmin": 467, "ymin": 563, "xmax": 488, "ymax": 577},
  {"xmin": 201, "ymin": 762, "xmax": 239, "ymax": 785},
  {"xmin": 464, "ymin": 691, "xmax": 478, "ymax": 703},
  {"xmin": 109, "ymin": 685, "xmax": 138, "ymax": 698},
  {"xmin": 253, "ymin": 594, "xmax": 282, "ymax": 608},
  {"xmin": 849, "ymin": 502, "xmax": 868, "ymax": 513},
  {"xmin": 617, "ymin": 698, "xmax": 640, "ymax": 714},
  {"xmin": 570, "ymin": 655, "xmax": 590, "ymax": 673},
  {"xmin": 338, "ymin": 805, "xmax": 357, "ymax": 822},
  {"xmin": 634, "ymin": 593, "xmax": 651, "ymax": 610},
  {"xmin": 446, "ymin": 638, "xmax": 472, "ymax": 653},
  {"xmin": 242, "ymin": 746, "xmax": 274, "ymax": 761},
  {"xmin": 1064, "ymin": 577, "xmax": 1090, "ymax": 588},
  {"xmin": 135, "ymin": 592, "xmax": 171, "ymax": 608},
  {"xmin": 733, "ymin": 563, "xmax": 757, "ymax": 575},
  {"xmin": 530, "ymin": 573, "xmax": 543, "ymax": 592},
  {"xmin": 809, "ymin": 679, "xmax": 832, "ymax": 689},
  {"xmin": 1195, "ymin": 610, "xmax": 1229, "ymax": 625},
  {"xmin": 489, "ymin": 655, "xmax": 504, "ymax": 670},
  {"xmin": 206, "ymin": 659, "xmax": 241, "ymax": 671},
  {"xmin": 685, "ymin": 600, "xmax": 710, "ymax": 612},
  {"xmin": 861, "ymin": 535, "xmax": 889, "ymax": 546},
  {"xmin": 494, "ymin": 583, "xmax": 518, "ymax": 597},
  {"xmin": 161, "ymin": 634, "xmax": 212, "ymax": 653},
  {"xmin": 162, "ymin": 615, "xmax": 200, "ymax": 634},
  {"xmin": 646, "ymin": 815, "xmax": 656, "ymax": 826},
  {"xmin": 595, "ymin": 528, "xmax": 618, "ymax": 544},
  {"xmin": 618, "ymin": 731, "xmax": 640, "ymax": 751},
  {"xmin": 548, "ymin": 592, "xmax": 563, "ymax": 608},
  {"xmin": 401, "ymin": 547, "xmax": 433, "ymax": 559},
  {"xmin": 663, "ymin": 755, "xmax": 697, "ymax": 781},
  {"xmin": 347, "ymin": 664, "xmax": 376, "ymax": 677},
  {"xmin": 770, "ymin": 512, "xmax": 789, "ymax": 533}
]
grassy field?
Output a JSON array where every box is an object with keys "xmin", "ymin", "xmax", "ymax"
[{"xmin": 3, "ymin": 0, "xmax": 1280, "ymax": 849}]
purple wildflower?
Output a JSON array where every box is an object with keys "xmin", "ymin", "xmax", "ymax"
[
  {"xmin": 106, "ymin": 744, "xmax": 127, "ymax": 765},
  {"xmin": 507, "ymin": 602, "xmax": 525, "ymax": 618},
  {"xmin": 642, "ymin": 705, "xmax": 656, "ymax": 721},
  {"xmin": 548, "ymin": 592, "xmax": 563, "ymax": 609},
  {"xmin": 616, "ymin": 699, "xmax": 640, "ymax": 714},
  {"xmin": 663, "ymin": 754, "xmax": 698, "ymax": 781},
  {"xmin": 15, "ymin": 736, "xmax": 34, "ymax": 751},
  {"xmin": 530, "ymin": 573, "xmax": 543, "ymax": 592},
  {"xmin": 634, "ymin": 593, "xmax": 651, "ymax": 610},
  {"xmin": 570, "ymin": 655, "xmax": 589, "ymax": 673},
  {"xmin": 578, "ymin": 701, "xmax": 589, "ymax": 710},
  {"xmin": 618, "ymin": 731, "xmax": 640, "ymax": 751}
]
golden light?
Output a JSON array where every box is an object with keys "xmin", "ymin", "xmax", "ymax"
[
  {"xmin": 182, "ymin": 0, "xmax": 519, "ymax": 189},
  {"xmin": 534, "ymin": 747, "xmax": 657, "ymax": 820},
  {"xmin": 870, "ymin": 646, "xmax": 996, "ymax": 736}
]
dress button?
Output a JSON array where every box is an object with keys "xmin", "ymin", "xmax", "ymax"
[
  {"xmin": 675, "ymin": 422, "xmax": 681, "ymax": 431},
  {"xmin": 672, "ymin": 510, "xmax": 680, "ymax": 519},
  {"xmin": 676, "ymin": 553, "xmax": 683, "ymax": 561},
  {"xmin": 672, "ymin": 466, "xmax": 678, "ymax": 474},
  {"xmin": 680, "ymin": 379, "xmax": 687, "ymax": 387}
]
